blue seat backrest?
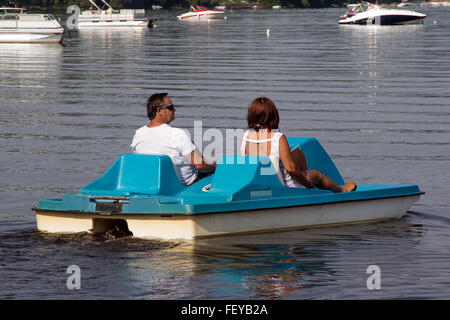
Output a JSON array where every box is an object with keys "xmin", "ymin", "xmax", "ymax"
[
  {"xmin": 209, "ymin": 138, "xmax": 344, "ymax": 198},
  {"xmin": 209, "ymin": 155, "xmax": 283, "ymax": 195},
  {"xmin": 287, "ymin": 137, "xmax": 344, "ymax": 185},
  {"xmin": 78, "ymin": 153, "xmax": 184, "ymax": 197}
]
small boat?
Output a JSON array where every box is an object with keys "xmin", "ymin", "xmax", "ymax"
[
  {"xmin": 177, "ymin": 5, "xmax": 225, "ymax": 21},
  {"xmin": 0, "ymin": 7, "xmax": 64, "ymax": 43},
  {"xmin": 34, "ymin": 137, "xmax": 422, "ymax": 240},
  {"xmin": 78, "ymin": 0, "xmax": 151, "ymax": 28},
  {"xmin": 338, "ymin": 1, "xmax": 426, "ymax": 25},
  {"xmin": 426, "ymin": 1, "xmax": 450, "ymax": 7}
]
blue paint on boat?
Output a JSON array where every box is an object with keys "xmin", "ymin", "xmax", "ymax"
[{"xmin": 36, "ymin": 138, "xmax": 422, "ymax": 216}]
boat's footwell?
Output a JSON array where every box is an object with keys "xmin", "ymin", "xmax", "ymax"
[{"xmin": 35, "ymin": 194, "xmax": 420, "ymax": 240}]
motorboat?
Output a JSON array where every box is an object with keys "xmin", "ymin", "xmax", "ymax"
[
  {"xmin": 338, "ymin": 1, "xmax": 426, "ymax": 25},
  {"xmin": 0, "ymin": 7, "xmax": 64, "ymax": 43},
  {"xmin": 78, "ymin": 0, "xmax": 151, "ymax": 28},
  {"xmin": 177, "ymin": 5, "xmax": 225, "ymax": 21},
  {"xmin": 34, "ymin": 137, "xmax": 422, "ymax": 240}
]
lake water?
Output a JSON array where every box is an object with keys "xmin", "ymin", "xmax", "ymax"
[{"xmin": 0, "ymin": 7, "xmax": 449, "ymax": 300}]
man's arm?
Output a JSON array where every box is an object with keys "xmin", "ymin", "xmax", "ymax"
[{"xmin": 186, "ymin": 148, "xmax": 216, "ymax": 173}]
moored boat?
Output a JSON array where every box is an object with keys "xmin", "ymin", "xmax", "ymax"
[
  {"xmin": 177, "ymin": 5, "xmax": 226, "ymax": 21},
  {"xmin": 34, "ymin": 137, "xmax": 422, "ymax": 240},
  {"xmin": 78, "ymin": 0, "xmax": 150, "ymax": 28},
  {"xmin": 338, "ymin": 1, "xmax": 426, "ymax": 25},
  {"xmin": 0, "ymin": 7, "xmax": 64, "ymax": 43}
]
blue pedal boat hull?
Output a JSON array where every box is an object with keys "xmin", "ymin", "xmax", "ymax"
[{"xmin": 34, "ymin": 138, "xmax": 422, "ymax": 239}]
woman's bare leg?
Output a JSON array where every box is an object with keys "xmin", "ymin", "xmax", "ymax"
[
  {"xmin": 306, "ymin": 169, "xmax": 356, "ymax": 193},
  {"xmin": 291, "ymin": 149, "xmax": 356, "ymax": 193}
]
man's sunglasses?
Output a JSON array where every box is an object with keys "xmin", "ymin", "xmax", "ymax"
[{"xmin": 159, "ymin": 104, "xmax": 175, "ymax": 111}]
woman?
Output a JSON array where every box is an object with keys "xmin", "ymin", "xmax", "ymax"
[{"xmin": 240, "ymin": 97, "xmax": 356, "ymax": 193}]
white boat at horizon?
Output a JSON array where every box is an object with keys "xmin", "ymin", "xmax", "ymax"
[
  {"xmin": 78, "ymin": 0, "xmax": 151, "ymax": 28},
  {"xmin": 0, "ymin": 7, "xmax": 64, "ymax": 43},
  {"xmin": 178, "ymin": 5, "xmax": 226, "ymax": 21},
  {"xmin": 425, "ymin": 0, "xmax": 450, "ymax": 6}
]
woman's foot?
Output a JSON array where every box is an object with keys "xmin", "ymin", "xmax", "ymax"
[{"xmin": 341, "ymin": 181, "xmax": 357, "ymax": 193}]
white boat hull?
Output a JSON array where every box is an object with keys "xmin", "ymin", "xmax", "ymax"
[
  {"xmin": 36, "ymin": 194, "xmax": 420, "ymax": 240},
  {"xmin": 0, "ymin": 30, "xmax": 63, "ymax": 43},
  {"xmin": 339, "ymin": 8, "xmax": 426, "ymax": 25},
  {"xmin": 77, "ymin": 20, "xmax": 149, "ymax": 28}
]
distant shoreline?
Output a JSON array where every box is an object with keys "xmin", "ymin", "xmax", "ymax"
[{"xmin": 14, "ymin": 0, "xmax": 447, "ymax": 14}]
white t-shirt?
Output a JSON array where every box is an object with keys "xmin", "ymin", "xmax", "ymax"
[{"xmin": 130, "ymin": 124, "xmax": 198, "ymax": 186}]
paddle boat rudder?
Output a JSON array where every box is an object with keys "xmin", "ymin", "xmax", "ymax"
[{"xmin": 34, "ymin": 137, "xmax": 423, "ymax": 240}]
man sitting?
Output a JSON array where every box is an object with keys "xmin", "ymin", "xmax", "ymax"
[{"xmin": 131, "ymin": 93, "xmax": 215, "ymax": 186}]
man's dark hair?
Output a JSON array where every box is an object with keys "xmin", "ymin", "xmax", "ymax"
[{"xmin": 146, "ymin": 93, "xmax": 168, "ymax": 120}]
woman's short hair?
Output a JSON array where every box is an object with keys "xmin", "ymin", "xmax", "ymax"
[
  {"xmin": 247, "ymin": 97, "xmax": 280, "ymax": 131},
  {"xmin": 146, "ymin": 93, "xmax": 168, "ymax": 120}
]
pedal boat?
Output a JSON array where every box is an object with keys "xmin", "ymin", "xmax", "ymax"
[{"xmin": 34, "ymin": 138, "xmax": 422, "ymax": 240}]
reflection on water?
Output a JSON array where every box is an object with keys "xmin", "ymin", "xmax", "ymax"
[
  {"xmin": 338, "ymin": 24, "xmax": 428, "ymax": 98},
  {"xmin": 0, "ymin": 8, "xmax": 449, "ymax": 299},
  {"xmin": 0, "ymin": 44, "xmax": 63, "ymax": 97},
  {"xmin": 0, "ymin": 214, "xmax": 428, "ymax": 299},
  {"xmin": 156, "ymin": 216, "xmax": 426, "ymax": 299},
  {"xmin": 76, "ymin": 27, "xmax": 147, "ymax": 45}
]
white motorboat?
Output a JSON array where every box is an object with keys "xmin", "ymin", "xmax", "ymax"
[
  {"xmin": 78, "ymin": 0, "xmax": 150, "ymax": 28},
  {"xmin": 0, "ymin": 7, "xmax": 64, "ymax": 43},
  {"xmin": 177, "ymin": 5, "xmax": 226, "ymax": 21},
  {"xmin": 338, "ymin": 1, "xmax": 426, "ymax": 25}
]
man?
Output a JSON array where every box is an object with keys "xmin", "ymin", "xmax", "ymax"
[{"xmin": 131, "ymin": 93, "xmax": 216, "ymax": 186}]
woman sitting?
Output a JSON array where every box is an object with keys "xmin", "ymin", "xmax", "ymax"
[{"xmin": 240, "ymin": 97, "xmax": 357, "ymax": 193}]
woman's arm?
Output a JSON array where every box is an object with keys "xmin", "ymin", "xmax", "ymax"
[{"xmin": 278, "ymin": 135, "xmax": 313, "ymax": 188}]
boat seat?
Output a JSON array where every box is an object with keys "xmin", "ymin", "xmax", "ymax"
[
  {"xmin": 269, "ymin": 155, "xmax": 285, "ymax": 186},
  {"xmin": 209, "ymin": 155, "xmax": 284, "ymax": 198},
  {"xmin": 231, "ymin": 138, "xmax": 344, "ymax": 188},
  {"xmin": 78, "ymin": 154, "xmax": 185, "ymax": 197},
  {"xmin": 287, "ymin": 137, "xmax": 344, "ymax": 186}
]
